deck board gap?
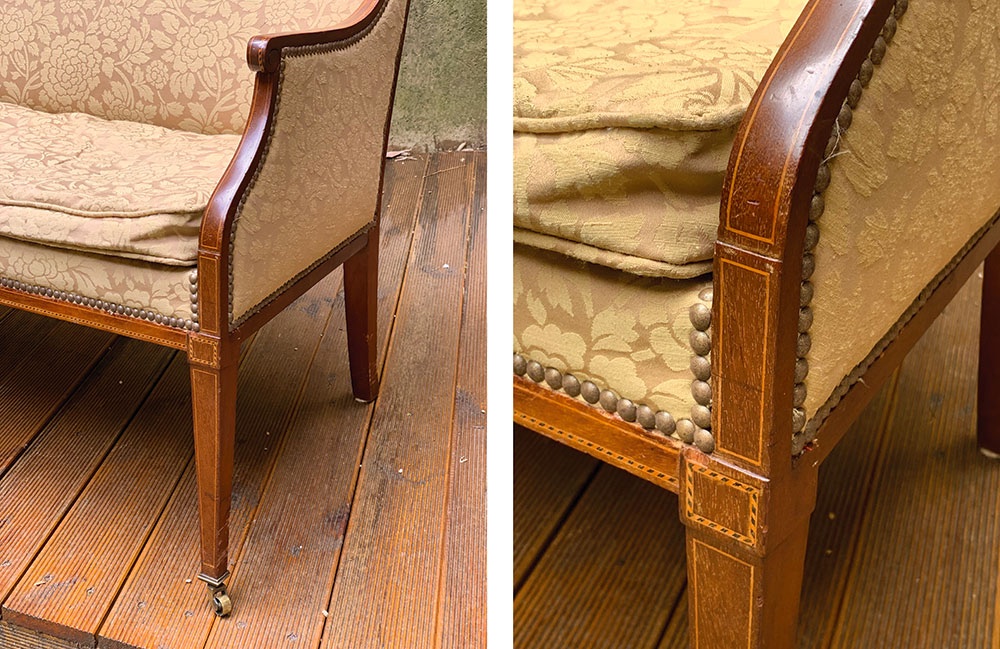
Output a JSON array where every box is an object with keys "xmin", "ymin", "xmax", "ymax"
[
  {"xmin": 430, "ymin": 153, "xmax": 479, "ymax": 647},
  {"xmin": 819, "ymin": 369, "xmax": 901, "ymax": 649},
  {"xmin": 514, "ymin": 460, "xmax": 602, "ymax": 596}
]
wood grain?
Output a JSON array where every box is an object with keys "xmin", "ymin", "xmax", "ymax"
[
  {"xmin": 319, "ymin": 152, "xmax": 477, "ymax": 649},
  {"xmin": 513, "ymin": 426, "xmax": 598, "ymax": 592},
  {"xmin": 1, "ymin": 355, "xmax": 196, "ymax": 646},
  {"xmin": 0, "ymin": 339, "xmax": 171, "ymax": 604},
  {"xmin": 0, "ymin": 321, "xmax": 114, "ymax": 475},
  {"xmin": 436, "ymin": 151, "xmax": 487, "ymax": 649},
  {"xmin": 515, "ymin": 465, "xmax": 686, "ymax": 649}
]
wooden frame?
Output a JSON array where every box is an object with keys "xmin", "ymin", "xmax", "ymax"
[
  {"xmin": 514, "ymin": 0, "xmax": 1000, "ymax": 646},
  {"xmin": 0, "ymin": 0, "xmax": 410, "ymax": 617}
]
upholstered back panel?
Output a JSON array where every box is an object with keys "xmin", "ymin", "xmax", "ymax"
[
  {"xmin": 804, "ymin": 0, "xmax": 1000, "ymax": 431},
  {"xmin": 0, "ymin": 1, "xmax": 363, "ymax": 134}
]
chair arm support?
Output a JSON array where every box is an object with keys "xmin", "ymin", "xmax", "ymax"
[
  {"xmin": 715, "ymin": 0, "xmax": 1000, "ymax": 468},
  {"xmin": 198, "ymin": 0, "xmax": 410, "ymax": 335},
  {"xmin": 711, "ymin": 0, "xmax": 898, "ymax": 475}
]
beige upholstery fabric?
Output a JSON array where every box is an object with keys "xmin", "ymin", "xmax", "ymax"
[
  {"xmin": 805, "ymin": 0, "xmax": 1000, "ymax": 421},
  {"xmin": 0, "ymin": 235, "xmax": 194, "ymax": 321},
  {"xmin": 0, "ymin": 102, "xmax": 239, "ymax": 266},
  {"xmin": 0, "ymin": 0, "xmax": 362, "ymax": 135},
  {"xmin": 230, "ymin": 0, "xmax": 407, "ymax": 323},
  {"xmin": 513, "ymin": 127, "xmax": 730, "ymax": 277},
  {"xmin": 513, "ymin": 0, "xmax": 807, "ymax": 276},
  {"xmin": 514, "ymin": 243, "xmax": 710, "ymax": 416}
]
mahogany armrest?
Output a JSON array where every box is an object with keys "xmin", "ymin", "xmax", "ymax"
[
  {"xmin": 246, "ymin": 0, "xmax": 386, "ymax": 73},
  {"xmin": 715, "ymin": 0, "xmax": 1000, "ymax": 470},
  {"xmin": 710, "ymin": 0, "xmax": 899, "ymax": 475},
  {"xmin": 198, "ymin": 0, "xmax": 409, "ymax": 337}
]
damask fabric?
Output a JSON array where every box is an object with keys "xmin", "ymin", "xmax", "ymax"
[
  {"xmin": 0, "ymin": 0, "xmax": 362, "ymax": 135},
  {"xmin": 514, "ymin": 243, "xmax": 711, "ymax": 417},
  {"xmin": 230, "ymin": 0, "xmax": 407, "ymax": 322},
  {"xmin": 0, "ymin": 235, "xmax": 194, "ymax": 321},
  {"xmin": 513, "ymin": 0, "xmax": 807, "ymax": 276},
  {"xmin": 0, "ymin": 102, "xmax": 239, "ymax": 266},
  {"xmin": 804, "ymin": 0, "xmax": 1000, "ymax": 423}
]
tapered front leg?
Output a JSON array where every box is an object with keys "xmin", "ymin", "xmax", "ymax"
[
  {"xmin": 188, "ymin": 335, "xmax": 238, "ymax": 615},
  {"xmin": 681, "ymin": 451, "xmax": 816, "ymax": 649},
  {"xmin": 344, "ymin": 225, "xmax": 380, "ymax": 402},
  {"xmin": 978, "ymin": 245, "xmax": 1000, "ymax": 457}
]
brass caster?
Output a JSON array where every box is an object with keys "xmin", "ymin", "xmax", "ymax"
[{"xmin": 210, "ymin": 585, "xmax": 233, "ymax": 617}]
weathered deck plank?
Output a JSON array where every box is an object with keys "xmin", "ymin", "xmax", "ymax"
[
  {"xmin": 0, "ymin": 339, "xmax": 172, "ymax": 604},
  {"xmin": 0, "ymin": 320, "xmax": 114, "ymax": 474},
  {"xmin": 0, "ymin": 155, "xmax": 485, "ymax": 649},
  {"xmin": 513, "ymin": 429, "xmax": 598, "ymax": 592},
  {"xmin": 515, "ymin": 464, "xmax": 686, "ymax": 649},
  {"xmin": 436, "ymin": 151, "xmax": 487, "ymax": 649},
  {"xmin": 320, "ymin": 152, "xmax": 477, "ymax": 649},
  {"xmin": 1, "ymin": 355, "xmax": 196, "ymax": 646}
]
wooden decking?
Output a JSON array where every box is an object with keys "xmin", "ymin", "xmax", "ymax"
[
  {"xmin": 515, "ymin": 268, "xmax": 1000, "ymax": 648},
  {"xmin": 0, "ymin": 152, "xmax": 485, "ymax": 649}
]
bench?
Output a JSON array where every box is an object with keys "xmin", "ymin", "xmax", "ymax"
[{"xmin": 0, "ymin": 0, "xmax": 410, "ymax": 615}]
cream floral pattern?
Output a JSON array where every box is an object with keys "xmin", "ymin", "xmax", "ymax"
[
  {"xmin": 513, "ymin": 0, "xmax": 807, "ymax": 276},
  {"xmin": 514, "ymin": 244, "xmax": 711, "ymax": 415},
  {"xmin": 230, "ymin": 0, "xmax": 408, "ymax": 321},
  {"xmin": 0, "ymin": 235, "xmax": 195, "ymax": 321},
  {"xmin": 806, "ymin": 0, "xmax": 1000, "ymax": 422},
  {"xmin": 514, "ymin": 0, "xmax": 807, "ymax": 133},
  {"xmin": 514, "ymin": 126, "xmax": 732, "ymax": 277},
  {"xmin": 0, "ymin": 0, "xmax": 362, "ymax": 135},
  {"xmin": 0, "ymin": 102, "xmax": 240, "ymax": 265}
]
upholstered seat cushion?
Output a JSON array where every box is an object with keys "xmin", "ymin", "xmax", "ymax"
[
  {"xmin": 0, "ymin": 102, "xmax": 240, "ymax": 266},
  {"xmin": 513, "ymin": 0, "xmax": 806, "ymax": 277},
  {"xmin": 514, "ymin": 243, "xmax": 712, "ymax": 432}
]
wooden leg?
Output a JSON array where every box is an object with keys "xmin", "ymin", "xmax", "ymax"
[
  {"xmin": 979, "ymin": 245, "xmax": 1000, "ymax": 457},
  {"xmin": 685, "ymin": 516, "xmax": 810, "ymax": 649},
  {"xmin": 344, "ymin": 225, "xmax": 380, "ymax": 402},
  {"xmin": 189, "ymin": 353, "xmax": 237, "ymax": 604}
]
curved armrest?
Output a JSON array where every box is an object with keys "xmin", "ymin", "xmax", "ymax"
[
  {"xmin": 710, "ymin": 0, "xmax": 897, "ymax": 473},
  {"xmin": 198, "ymin": 0, "xmax": 410, "ymax": 335},
  {"xmin": 246, "ymin": 0, "xmax": 387, "ymax": 73},
  {"xmin": 714, "ymin": 0, "xmax": 1000, "ymax": 467}
]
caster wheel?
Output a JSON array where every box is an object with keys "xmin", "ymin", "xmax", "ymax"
[{"xmin": 211, "ymin": 588, "xmax": 233, "ymax": 617}]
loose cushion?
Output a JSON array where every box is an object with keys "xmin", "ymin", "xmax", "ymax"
[
  {"xmin": 513, "ymin": 0, "xmax": 807, "ymax": 276},
  {"xmin": 0, "ymin": 102, "xmax": 240, "ymax": 266}
]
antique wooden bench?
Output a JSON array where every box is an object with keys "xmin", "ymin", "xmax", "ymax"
[
  {"xmin": 513, "ymin": 0, "xmax": 1000, "ymax": 646},
  {"xmin": 0, "ymin": 0, "xmax": 410, "ymax": 615}
]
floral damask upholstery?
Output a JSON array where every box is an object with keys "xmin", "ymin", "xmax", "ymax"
[
  {"xmin": 514, "ymin": 0, "xmax": 1000, "ymax": 441},
  {"xmin": 513, "ymin": 0, "xmax": 807, "ymax": 278},
  {"xmin": 0, "ymin": 0, "xmax": 360, "ymax": 135},
  {"xmin": 0, "ymin": 102, "xmax": 239, "ymax": 265}
]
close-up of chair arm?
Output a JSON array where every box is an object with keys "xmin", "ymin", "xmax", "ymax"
[
  {"xmin": 198, "ymin": 0, "xmax": 410, "ymax": 335},
  {"xmin": 716, "ymin": 0, "xmax": 1000, "ymax": 465}
]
